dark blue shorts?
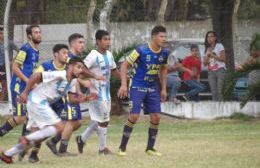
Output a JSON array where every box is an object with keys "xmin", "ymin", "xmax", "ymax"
[
  {"xmin": 60, "ymin": 96, "xmax": 81, "ymax": 121},
  {"xmin": 129, "ymin": 87, "xmax": 161, "ymax": 114},
  {"xmin": 11, "ymin": 91, "xmax": 27, "ymax": 116}
]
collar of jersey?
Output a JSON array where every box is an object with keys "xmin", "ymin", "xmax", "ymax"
[
  {"xmin": 148, "ymin": 42, "xmax": 161, "ymax": 53},
  {"xmin": 52, "ymin": 61, "xmax": 66, "ymax": 70}
]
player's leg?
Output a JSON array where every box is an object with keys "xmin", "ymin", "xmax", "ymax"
[
  {"xmin": 118, "ymin": 88, "xmax": 145, "ymax": 156},
  {"xmin": 76, "ymin": 120, "xmax": 98, "ymax": 153},
  {"xmin": 0, "ymin": 92, "xmax": 26, "ymax": 137},
  {"xmin": 144, "ymin": 88, "xmax": 162, "ymax": 156}
]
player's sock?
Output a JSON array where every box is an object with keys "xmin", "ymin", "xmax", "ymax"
[
  {"xmin": 4, "ymin": 143, "xmax": 24, "ymax": 157},
  {"xmin": 30, "ymin": 143, "xmax": 41, "ymax": 157},
  {"xmin": 146, "ymin": 122, "xmax": 159, "ymax": 150},
  {"xmin": 21, "ymin": 122, "xmax": 29, "ymax": 136},
  {"xmin": 50, "ymin": 133, "xmax": 62, "ymax": 145},
  {"xmin": 81, "ymin": 120, "xmax": 98, "ymax": 142},
  {"xmin": 119, "ymin": 119, "xmax": 135, "ymax": 151},
  {"xmin": 0, "ymin": 118, "xmax": 17, "ymax": 137},
  {"xmin": 59, "ymin": 139, "xmax": 69, "ymax": 153},
  {"xmin": 26, "ymin": 126, "xmax": 57, "ymax": 141},
  {"xmin": 97, "ymin": 126, "xmax": 107, "ymax": 151}
]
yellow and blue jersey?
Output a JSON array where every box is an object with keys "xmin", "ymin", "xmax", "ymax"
[
  {"xmin": 10, "ymin": 42, "xmax": 39, "ymax": 94},
  {"xmin": 126, "ymin": 43, "xmax": 169, "ymax": 88}
]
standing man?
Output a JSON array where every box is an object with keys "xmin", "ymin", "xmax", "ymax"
[
  {"xmin": 0, "ymin": 27, "xmax": 19, "ymax": 101},
  {"xmin": 0, "ymin": 25, "xmax": 41, "ymax": 137},
  {"xmin": 76, "ymin": 30, "xmax": 120, "ymax": 155},
  {"xmin": 117, "ymin": 25, "xmax": 169, "ymax": 156}
]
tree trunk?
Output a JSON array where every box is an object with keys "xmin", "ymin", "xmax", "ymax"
[
  {"xmin": 156, "ymin": 0, "xmax": 168, "ymax": 25},
  {"xmin": 99, "ymin": 0, "xmax": 114, "ymax": 30},
  {"xmin": 86, "ymin": 0, "xmax": 96, "ymax": 48},
  {"xmin": 232, "ymin": 0, "xmax": 241, "ymax": 64},
  {"xmin": 144, "ymin": 0, "xmax": 162, "ymax": 21},
  {"xmin": 211, "ymin": 0, "xmax": 236, "ymax": 72}
]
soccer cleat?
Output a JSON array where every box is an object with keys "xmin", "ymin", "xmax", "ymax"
[
  {"xmin": 0, "ymin": 152, "xmax": 13, "ymax": 164},
  {"xmin": 76, "ymin": 136, "xmax": 85, "ymax": 154},
  {"xmin": 28, "ymin": 154, "xmax": 40, "ymax": 163},
  {"xmin": 45, "ymin": 140, "xmax": 58, "ymax": 155},
  {"xmin": 57, "ymin": 152, "xmax": 77, "ymax": 157},
  {"xmin": 98, "ymin": 147, "xmax": 113, "ymax": 155},
  {"xmin": 117, "ymin": 148, "xmax": 127, "ymax": 157},
  {"xmin": 18, "ymin": 150, "xmax": 26, "ymax": 161},
  {"xmin": 145, "ymin": 149, "xmax": 162, "ymax": 156},
  {"xmin": 182, "ymin": 95, "xmax": 190, "ymax": 101}
]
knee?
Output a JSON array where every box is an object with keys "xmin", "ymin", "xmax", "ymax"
[
  {"xmin": 150, "ymin": 114, "xmax": 160, "ymax": 124},
  {"xmin": 55, "ymin": 122, "xmax": 64, "ymax": 134},
  {"xmin": 14, "ymin": 116, "xmax": 27, "ymax": 125},
  {"xmin": 128, "ymin": 114, "xmax": 139, "ymax": 123}
]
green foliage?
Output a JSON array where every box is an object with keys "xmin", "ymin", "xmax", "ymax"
[
  {"xmin": 228, "ymin": 112, "xmax": 256, "ymax": 121},
  {"xmin": 112, "ymin": 43, "xmax": 137, "ymax": 63},
  {"xmin": 250, "ymin": 33, "xmax": 260, "ymax": 51}
]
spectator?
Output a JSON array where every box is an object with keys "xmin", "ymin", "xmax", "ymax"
[
  {"xmin": 0, "ymin": 27, "xmax": 19, "ymax": 101},
  {"xmin": 203, "ymin": 31, "xmax": 226, "ymax": 101},
  {"xmin": 182, "ymin": 44, "xmax": 205, "ymax": 101},
  {"xmin": 166, "ymin": 54, "xmax": 181, "ymax": 103}
]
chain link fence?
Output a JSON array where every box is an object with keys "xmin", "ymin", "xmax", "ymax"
[{"xmin": 0, "ymin": 0, "xmax": 259, "ymax": 111}]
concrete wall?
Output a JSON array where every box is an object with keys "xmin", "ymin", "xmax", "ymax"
[
  {"xmin": 161, "ymin": 101, "xmax": 260, "ymax": 119},
  {"xmin": 13, "ymin": 20, "xmax": 260, "ymax": 64}
]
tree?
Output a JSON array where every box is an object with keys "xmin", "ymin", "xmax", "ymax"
[
  {"xmin": 86, "ymin": 0, "xmax": 96, "ymax": 48},
  {"xmin": 211, "ymin": 0, "xmax": 237, "ymax": 72},
  {"xmin": 99, "ymin": 0, "xmax": 114, "ymax": 30},
  {"xmin": 156, "ymin": 0, "xmax": 168, "ymax": 25}
]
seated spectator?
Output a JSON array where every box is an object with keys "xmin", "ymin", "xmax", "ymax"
[
  {"xmin": 182, "ymin": 44, "xmax": 205, "ymax": 101},
  {"xmin": 166, "ymin": 54, "xmax": 181, "ymax": 104}
]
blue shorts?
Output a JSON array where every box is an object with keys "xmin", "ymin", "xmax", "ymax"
[
  {"xmin": 50, "ymin": 98, "xmax": 64, "ymax": 116},
  {"xmin": 129, "ymin": 87, "xmax": 161, "ymax": 114},
  {"xmin": 11, "ymin": 91, "xmax": 27, "ymax": 116},
  {"xmin": 60, "ymin": 96, "xmax": 81, "ymax": 121}
]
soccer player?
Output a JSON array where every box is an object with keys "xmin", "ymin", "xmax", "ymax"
[
  {"xmin": 0, "ymin": 25, "xmax": 41, "ymax": 137},
  {"xmin": 25, "ymin": 44, "xmax": 69, "ymax": 162},
  {"xmin": 117, "ymin": 25, "xmax": 169, "ymax": 156},
  {"xmin": 75, "ymin": 30, "xmax": 120, "ymax": 155},
  {"xmin": 46, "ymin": 33, "xmax": 101, "ymax": 156},
  {"xmin": 0, "ymin": 56, "xmax": 97, "ymax": 164}
]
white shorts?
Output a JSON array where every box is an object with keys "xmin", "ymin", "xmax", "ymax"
[
  {"xmin": 26, "ymin": 101, "xmax": 61, "ymax": 130},
  {"xmin": 88, "ymin": 100, "xmax": 111, "ymax": 123}
]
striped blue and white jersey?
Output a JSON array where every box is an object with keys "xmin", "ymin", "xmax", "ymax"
[{"xmin": 83, "ymin": 49, "xmax": 116, "ymax": 101}]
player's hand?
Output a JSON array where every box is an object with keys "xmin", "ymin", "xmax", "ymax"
[
  {"xmin": 160, "ymin": 90, "xmax": 167, "ymax": 102},
  {"xmin": 117, "ymin": 85, "xmax": 128, "ymax": 99},
  {"xmin": 19, "ymin": 92, "xmax": 28, "ymax": 104},
  {"xmin": 86, "ymin": 93, "xmax": 98, "ymax": 101},
  {"xmin": 95, "ymin": 75, "xmax": 106, "ymax": 81}
]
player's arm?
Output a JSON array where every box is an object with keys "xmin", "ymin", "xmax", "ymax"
[
  {"xmin": 12, "ymin": 50, "xmax": 29, "ymax": 83},
  {"xmin": 118, "ymin": 49, "xmax": 139, "ymax": 99},
  {"xmin": 160, "ymin": 64, "xmax": 168, "ymax": 102},
  {"xmin": 19, "ymin": 72, "xmax": 42, "ymax": 103},
  {"xmin": 111, "ymin": 68, "xmax": 121, "ymax": 79}
]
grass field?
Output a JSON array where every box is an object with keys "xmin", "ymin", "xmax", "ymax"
[{"xmin": 1, "ymin": 115, "xmax": 260, "ymax": 168}]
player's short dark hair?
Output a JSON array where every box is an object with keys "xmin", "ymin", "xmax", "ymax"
[
  {"xmin": 190, "ymin": 44, "xmax": 199, "ymax": 50},
  {"xmin": 26, "ymin": 25, "xmax": 40, "ymax": 36},
  {"xmin": 68, "ymin": 57, "xmax": 84, "ymax": 66},
  {"xmin": 95, "ymin": 30, "xmax": 109, "ymax": 40},
  {"xmin": 68, "ymin": 33, "xmax": 84, "ymax": 44},
  {"xmin": 52, "ymin": 44, "xmax": 69, "ymax": 53},
  {"xmin": 151, "ymin": 25, "xmax": 166, "ymax": 36},
  {"xmin": 0, "ymin": 27, "xmax": 3, "ymax": 32}
]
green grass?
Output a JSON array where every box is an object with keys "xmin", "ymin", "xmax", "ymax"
[{"xmin": 1, "ymin": 115, "xmax": 260, "ymax": 168}]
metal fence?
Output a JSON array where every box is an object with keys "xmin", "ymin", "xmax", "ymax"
[{"xmin": 0, "ymin": 0, "xmax": 259, "ymax": 113}]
